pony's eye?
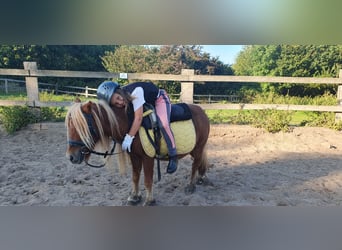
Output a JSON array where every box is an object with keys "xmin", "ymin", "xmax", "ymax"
[{"xmin": 81, "ymin": 147, "xmax": 90, "ymax": 155}]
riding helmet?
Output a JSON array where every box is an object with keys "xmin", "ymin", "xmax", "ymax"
[{"xmin": 97, "ymin": 81, "xmax": 120, "ymax": 103}]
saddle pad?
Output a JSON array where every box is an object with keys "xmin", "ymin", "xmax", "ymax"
[{"xmin": 139, "ymin": 120, "xmax": 196, "ymax": 158}]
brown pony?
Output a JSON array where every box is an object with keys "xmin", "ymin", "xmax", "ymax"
[{"xmin": 65, "ymin": 99, "xmax": 211, "ymax": 205}]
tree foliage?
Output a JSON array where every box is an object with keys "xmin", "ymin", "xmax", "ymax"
[
  {"xmin": 3, "ymin": 44, "xmax": 340, "ymax": 97},
  {"xmin": 233, "ymin": 45, "xmax": 342, "ymax": 96},
  {"xmin": 0, "ymin": 44, "xmax": 234, "ymax": 93},
  {"xmin": 0, "ymin": 45, "xmax": 116, "ymax": 70},
  {"xmin": 102, "ymin": 45, "xmax": 150, "ymax": 73},
  {"xmin": 101, "ymin": 45, "xmax": 233, "ymax": 94},
  {"xmin": 0, "ymin": 45, "xmax": 117, "ymax": 87},
  {"xmin": 102, "ymin": 45, "xmax": 232, "ymax": 75}
]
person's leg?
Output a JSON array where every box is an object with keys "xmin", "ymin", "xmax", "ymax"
[{"xmin": 155, "ymin": 90, "xmax": 178, "ymax": 173}]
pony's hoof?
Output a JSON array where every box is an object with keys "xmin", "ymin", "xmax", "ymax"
[
  {"xmin": 184, "ymin": 184, "xmax": 196, "ymax": 195},
  {"xmin": 127, "ymin": 194, "xmax": 142, "ymax": 206},
  {"xmin": 196, "ymin": 175, "xmax": 213, "ymax": 186},
  {"xmin": 143, "ymin": 199, "xmax": 157, "ymax": 206}
]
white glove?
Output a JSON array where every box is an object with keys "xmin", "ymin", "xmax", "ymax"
[{"xmin": 122, "ymin": 134, "xmax": 135, "ymax": 152}]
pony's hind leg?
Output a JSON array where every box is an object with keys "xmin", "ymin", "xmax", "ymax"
[
  {"xmin": 185, "ymin": 146, "xmax": 211, "ymax": 194},
  {"xmin": 195, "ymin": 147, "xmax": 213, "ymax": 186}
]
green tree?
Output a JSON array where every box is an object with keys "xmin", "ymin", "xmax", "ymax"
[
  {"xmin": 0, "ymin": 45, "xmax": 117, "ymax": 88},
  {"xmin": 101, "ymin": 45, "xmax": 233, "ymax": 94},
  {"xmin": 0, "ymin": 45, "xmax": 116, "ymax": 70},
  {"xmin": 233, "ymin": 45, "xmax": 281, "ymax": 76},
  {"xmin": 233, "ymin": 45, "xmax": 342, "ymax": 96},
  {"xmin": 102, "ymin": 45, "xmax": 150, "ymax": 73}
]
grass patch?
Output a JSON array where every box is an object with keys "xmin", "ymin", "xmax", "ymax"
[
  {"xmin": 206, "ymin": 110, "xmax": 313, "ymax": 126},
  {"xmin": 0, "ymin": 94, "xmax": 28, "ymax": 100},
  {"xmin": 205, "ymin": 109, "xmax": 342, "ymax": 132},
  {"xmin": 0, "ymin": 92, "xmax": 99, "ymax": 133}
]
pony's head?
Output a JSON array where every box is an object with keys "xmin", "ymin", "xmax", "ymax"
[{"xmin": 65, "ymin": 100, "xmax": 119, "ymax": 165}]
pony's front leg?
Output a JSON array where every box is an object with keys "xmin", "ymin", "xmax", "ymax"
[
  {"xmin": 142, "ymin": 157, "xmax": 156, "ymax": 206},
  {"xmin": 127, "ymin": 155, "xmax": 143, "ymax": 205}
]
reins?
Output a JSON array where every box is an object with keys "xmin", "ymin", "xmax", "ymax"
[{"xmin": 68, "ymin": 138, "xmax": 122, "ymax": 168}]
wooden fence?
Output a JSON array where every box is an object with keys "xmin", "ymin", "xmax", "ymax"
[
  {"xmin": 0, "ymin": 78, "xmax": 239, "ymax": 104},
  {"xmin": 0, "ymin": 62, "xmax": 342, "ymax": 120}
]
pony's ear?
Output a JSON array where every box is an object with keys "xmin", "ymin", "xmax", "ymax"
[
  {"xmin": 74, "ymin": 97, "xmax": 81, "ymax": 103},
  {"xmin": 81, "ymin": 101, "xmax": 93, "ymax": 114}
]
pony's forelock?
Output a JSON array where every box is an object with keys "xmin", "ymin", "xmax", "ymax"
[
  {"xmin": 66, "ymin": 102, "xmax": 94, "ymax": 149},
  {"xmin": 66, "ymin": 100, "xmax": 120, "ymax": 151}
]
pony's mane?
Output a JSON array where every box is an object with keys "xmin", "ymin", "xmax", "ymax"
[{"xmin": 65, "ymin": 100, "xmax": 119, "ymax": 150}]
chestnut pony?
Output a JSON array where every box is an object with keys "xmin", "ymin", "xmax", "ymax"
[{"xmin": 65, "ymin": 99, "xmax": 211, "ymax": 205}]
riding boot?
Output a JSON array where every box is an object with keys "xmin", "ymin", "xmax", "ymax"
[{"xmin": 166, "ymin": 156, "xmax": 178, "ymax": 174}]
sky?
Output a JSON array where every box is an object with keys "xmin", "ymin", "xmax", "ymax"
[{"xmin": 200, "ymin": 45, "xmax": 244, "ymax": 65}]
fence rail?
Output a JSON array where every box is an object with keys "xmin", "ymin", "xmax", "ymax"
[
  {"xmin": 1, "ymin": 68, "xmax": 341, "ymax": 84},
  {"xmin": 0, "ymin": 78, "xmax": 240, "ymax": 103},
  {"xmin": 0, "ymin": 62, "xmax": 342, "ymax": 120}
]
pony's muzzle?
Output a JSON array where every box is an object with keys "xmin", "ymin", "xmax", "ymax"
[{"xmin": 66, "ymin": 150, "xmax": 84, "ymax": 164}]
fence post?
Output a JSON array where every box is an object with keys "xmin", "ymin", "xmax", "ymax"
[
  {"xmin": 5, "ymin": 79, "xmax": 8, "ymax": 94},
  {"xmin": 23, "ymin": 61, "xmax": 39, "ymax": 106},
  {"xmin": 180, "ymin": 69, "xmax": 194, "ymax": 103},
  {"xmin": 336, "ymin": 69, "xmax": 342, "ymax": 122},
  {"xmin": 55, "ymin": 82, "xmax": 59, "ymax": 94},
  {"xmin": 85, "ymin": 86, "xmax": 89, "ymax": 98}
]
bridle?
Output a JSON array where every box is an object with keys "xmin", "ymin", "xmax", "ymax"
[{"xmin": 68, "ymin": 112, "xmax": 122, "ymax": 168}]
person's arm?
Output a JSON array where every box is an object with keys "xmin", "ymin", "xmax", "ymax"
[
  {"xmin": 128, "ymin": 106, "xmax": 143, "ymax": 137},
  {"xmin": 121, "ymin": 87, "xmax": 145, "ymax": 152}
]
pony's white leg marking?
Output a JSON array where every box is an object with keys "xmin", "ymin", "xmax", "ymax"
[
  {"xmin": 144, "ymin": 188, "xmax": 156, "ymax": 206},
  {"xmin": 127, "ymin": 181, "xmax": 142, "ymax": 205}
]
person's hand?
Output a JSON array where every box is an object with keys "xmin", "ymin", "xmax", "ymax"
[{"xmin": 122, "ymin": 134, "xmax": 135, "ymax": 152}]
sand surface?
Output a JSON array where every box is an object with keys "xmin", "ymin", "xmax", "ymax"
[{"xmin": 1, "ymin": 122, "xmax": 342, "ymax": 206}]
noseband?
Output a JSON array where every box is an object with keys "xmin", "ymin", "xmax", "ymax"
[{"xmin": 68, "ymin": 112, "xmax": 120, "ymax": 168}]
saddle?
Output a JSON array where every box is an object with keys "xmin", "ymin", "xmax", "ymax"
[{"xmin": 139, "ymin": 103, "xmax": 196, "ymax": 158}]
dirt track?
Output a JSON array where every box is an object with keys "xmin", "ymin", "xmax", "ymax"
[{"xmin": 1, "ymin": 122, "xmax": 342, "ymax": 206}]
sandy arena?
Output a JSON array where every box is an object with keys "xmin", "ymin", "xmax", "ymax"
[{"xmin": 1, "ymin": 122, "xmax": 342, "ymax": 206}]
